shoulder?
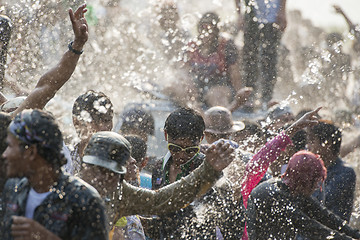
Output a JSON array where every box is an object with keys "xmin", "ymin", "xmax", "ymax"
[
  {"xmin": 335, "ymin": 159, "xmax": 356, "ymax": 178},
  {"xmin": 61, "ymin": 175, "xmax": 103, "ymax": 203},
  {"xmin": 250, "ymin": 178, "xmax": 280, "ymax": 198},
  {"xmin": 3, "ymin": 177, "xmax": 28, "ymax": 195}
]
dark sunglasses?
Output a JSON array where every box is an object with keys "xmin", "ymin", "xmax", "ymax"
[{"xmin": 167, "ymin": 143, "xmax": 200, "ymax": 155}]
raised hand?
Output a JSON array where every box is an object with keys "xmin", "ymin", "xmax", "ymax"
[
  {"xmin": 333, "ymin": 5, "xmax": 344, "ymax": 15},
  {"xmin": 205, "ymin": 139, "xmax": 235, "ymax": 171},
  {"xmin": 286, "ymin": 107, "xmax": 321, "ymax": 138},
  {"xmin": 69, "ymin": 4, "xmax": 89, "ymax": 48}
]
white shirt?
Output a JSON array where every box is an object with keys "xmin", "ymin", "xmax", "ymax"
[{"xmin": 25, "ymin": 188, "xmax": 51, "ymax": 219}]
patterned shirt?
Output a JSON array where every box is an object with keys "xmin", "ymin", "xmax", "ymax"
[{"xmin": 1, "ymin": 173, "xmax": 108, "ymax": 240}]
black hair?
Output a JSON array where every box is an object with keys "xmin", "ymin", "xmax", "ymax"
[
  {"xmin": 120, "ymin": 107, "xmax": 155, "ymax": 136},
  {"xmin": 0, "ymin": 112, "xmax": 11, "ymax": 154},
  {"xmin": 198, "ymin": 12, "xmax": 220, "ymax": 34},
  {"xmin": 124, "ymin": 134, "xmax": 147, "ymax": 163},
  {"xmin": 72, "ymin": 90, "xmax": 113, "ymax": 124},
  {"xmin": 164, "ymin": 107, "xmax": 205, "ymax": 141},
  {"xmin": 309, "ymin": 121, "xmax": 342, "ymax": 155}
]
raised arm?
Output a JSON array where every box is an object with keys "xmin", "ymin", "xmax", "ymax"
[
  {"xmin": 119, "ymin": 141, "xmax": 234, "ymax": 217},
  {"xmin": 241, "ymin": 107, "xmax": 321, "ymax": 208},
  {"xmin": 334, "ymin": 5, "xmax": 356, "ymax": 31},
  {"xmin": 10, "ymin": 4, "xmax": 88, "ymax": 117}
]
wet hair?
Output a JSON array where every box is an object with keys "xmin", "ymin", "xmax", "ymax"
[
  {"xmin": 9, "ymin": 109, "xmax": 66, "ymax": 169},
  {"xmin": 124, "ymin": 134, "xmax": 147, "ymax": 163},
  {"xmin": 292, "ymin": 129, "xmax": 307, "ymax": 152},
  {"xmin": 326, "ymin": 32, "xmax": 343, "ymax": 46},
  {"xmin": 0, "ymin": 112, "xmax": 11, "ymax": 154},
  {"xmin": 309, "ymin": 121, "xmax": 342, "ymax": 155},
  {"xmin": 198, "ymin": 12, "xmax": 220, "ymax": 34},
  {"xmin": 164, "ymin": 107, "xmax": 205, "ymax": 141},
  {"xmin": 72, "ymin": 90, "xmax": 114, "ymax": 124},
  {"xmin": 120, "ymin": 107, "xmax": 155, "ymax": 136}
]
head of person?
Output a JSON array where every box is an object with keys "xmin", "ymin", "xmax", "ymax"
[
  {"xmin": 164, "ymin": 107, "xmax": 205, "ymax": 166},
  {"xmin": 204, "ymin": 106, "xmax": 244, "ymax": 144},
  {"xmin": 72, "ymin": 90, "xmax": 114, "ymax": 139},
  {"xmin": 266, "ymin": 105, "xmax": 295, "ymax": 131},
  {"xmin": 158, "ymin": 2, "xmax": 180, "ymax": 31},
  {"xmin": 282, "ymin": 150, "xmax": 327, "ymax": 197},
  {"xmin": 81, "ymin": 131, "xmax": 133, "ymax": 195},
  {"xmin": 2, "ymin": 109, "xmax": 66, "ymax": 179},
  {"xmin": 119, "ymin": 107, "xmax": 154, "ymax": 142},
  {"xmin": 233, "ymin": 120, "xmax": 264, "ymax": 151},
  {"xmin": 197, "ymin": 12, "xmax": 220, "ymax": 43},
  {"xmin": 124, "ymin": 134, "xmax": 148, "ymax": 172},
  {"xmin": 326, "ymin": 32, "xmax": 343, "ymax": 50},
  {"xmin": 307, "ymin": 121, "xmax": 341, "ymax": 166}
]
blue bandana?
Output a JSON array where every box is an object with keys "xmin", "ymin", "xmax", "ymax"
[{"xmin": 9, "ymin": 110, "xmax": 56, "ymax": 149}]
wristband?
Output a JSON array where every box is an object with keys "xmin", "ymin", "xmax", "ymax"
[{"xmin": 68, "ymin": 41, "xmax": 83, "ymax": 55}]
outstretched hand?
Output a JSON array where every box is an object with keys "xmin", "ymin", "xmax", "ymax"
[
  {"xmin": 286, "ymin": 107, "xmax": 321, "ymax": 138},
  {"xmin": 205, "ymin": 140, "xmax": 234, "ymax": 172},
  {"xmin": 69, "ymin": 4, "xmax": 88, "ymax": 47}
]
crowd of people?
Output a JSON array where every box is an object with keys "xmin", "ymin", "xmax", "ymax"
[{"xmin": 1, "ymin": 1, "xmax": 360, "ymax": 239}]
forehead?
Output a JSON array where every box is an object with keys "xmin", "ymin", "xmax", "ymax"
[{"xmin": 6, "ymin": 133, "xmax": 19, "ymax": 144}]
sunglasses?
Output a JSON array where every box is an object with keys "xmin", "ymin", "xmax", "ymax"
[{"xmin": 167, "ymin": 143, "xmax": 200, "ymax": 155}]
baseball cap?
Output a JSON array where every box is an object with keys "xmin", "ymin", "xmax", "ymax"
[{"xmin": 83, "ymin": 131, "xmax": 131, "ymax": 174}]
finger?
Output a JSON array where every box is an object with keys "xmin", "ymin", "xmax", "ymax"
[
  {"xmin": 12, "ymin": 216, "xmax": 27, "ymax": 224},
  {"xmin": 69, "ymin": 9, "xmax": 75, "ymax": 24},
  {"xmin": 75, "ymin": 4, "xmax": 87, "ymax": 16}
]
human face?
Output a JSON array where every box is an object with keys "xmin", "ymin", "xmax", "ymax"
[
  {"xmin": 2, "ymin": 133, "xmax": 27, "ymax": 178},
  {"xmin": 167, "ymin": 137, "xmax": 201, "ymax": 167},
  {"xmin": 198, "ymin": 23, "xmax": 218, "ymax": 43},
  {"xmin": 125, "ymin": 156, "xmax": 138, "ymax": 181},
  {"xmin": 80, "ymin": 163, "xmax": 119, "ymax": 196}
]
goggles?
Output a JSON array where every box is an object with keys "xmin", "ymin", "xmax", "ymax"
[{"xmin": 167, "ymin": 143, "xmax": 200, "ymax": 155}]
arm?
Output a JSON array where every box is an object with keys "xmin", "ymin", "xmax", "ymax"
[
  {"xmin": 241, "ymin": 107, "xmax": 321, "ymax": 207},
  {"xmin": 301, "ymin": 197, "xmax": 360, "ymax": 239},
  {"xmin": 0, "ymin": 91, "xmax": 7, "ymax": 105},
  {"xmin": 334, "ymin": 5, "xmax": 356, "ymax": 32},
  {"xmin": 340, "ymin": 133, "xmax": 360, "ymax": 158},
  {"xmin": 119, "ymin": 141, "xmax": 234, "ymax": 217},
  {"xmin": 10, "ymin": 4, "xmax": 89, "ymax": 117}
]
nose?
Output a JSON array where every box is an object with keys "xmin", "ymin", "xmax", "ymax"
[{"xmin": 2, "ymin": 146, "xmax": 9, "ymax": 160}]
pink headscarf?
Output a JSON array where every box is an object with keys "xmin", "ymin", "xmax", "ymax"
[{"xmin": 282, "ymin": 150, "xmax": 327, "ymax": 194}]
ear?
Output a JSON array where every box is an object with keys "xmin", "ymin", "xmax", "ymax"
[
  {"xmin": 24, "ymin": 144, "xmax": 38, "ymax": 162},
  {"xmin": 164, "ymin": 130, "xmax": 168, "ymax": 141}
]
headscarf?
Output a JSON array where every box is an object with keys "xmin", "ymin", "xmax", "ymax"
[{"xmin": 282, "ymin": 150, "xmax": 327, "ymax": 194}]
